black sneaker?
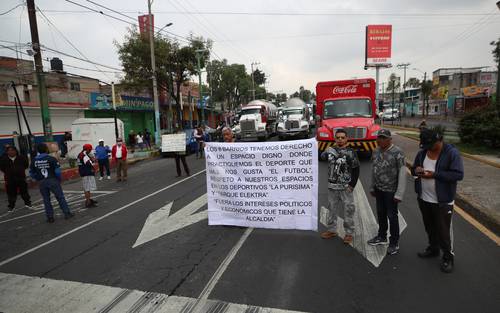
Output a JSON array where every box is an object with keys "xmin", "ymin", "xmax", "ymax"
[
  {"xmin": 64, "ymin": 212, "xmax": 75, "ymax": 220},
  {"xmin": 441, "ymin": 258, "xmax": 454, "ymax": 273},
  {"xmin": 417, "ymin": 248, "xmax": 440, "ymax": 258},
  {"xmin": 387, "ymin": 244, "xmax": 400, "ymax": 255},
  {"xmin": 47, "ymin": 217, "xmax": 55, "ymax": 223},
  {"xmin": 367, "ymin": 236, "xmax": 388, "ymax": 246}
]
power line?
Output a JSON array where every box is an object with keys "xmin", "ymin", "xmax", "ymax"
[
  {"xmin": 62, "ymin": 0, "xmax": 191, "ymax": 44},
  {"xmin": 0, "ymin": 3, "xmax": 24, "ymax": 16},
  {"xmin": 36, "ymin": 5, "xmax": 114, "ymax": 82},
  {"xmin": 40, "ymin": 9, "xmax": 500, "ymax": 17}
]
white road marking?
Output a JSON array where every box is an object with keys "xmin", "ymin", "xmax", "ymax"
[
  {"xmin": 190, "ymin": 227, "xmax": 254, "ymax": 312},
  {"xmin": 0, "ymin": 192, "xmax": 111, "ymax": 225},
  {"xmin": 133, "ymin": 194, "xmax": 208, "ymax": 248},
  {"xmin": 0, "ymin": 170, "xmax": 207, "ymax": 268},
  {"xmin": 0, "ymin": 272, "xmax": 307, "ymax": 313},
  {"xmin": 320, "ymin": 181, "xmax": 407, "ymax": 267}
]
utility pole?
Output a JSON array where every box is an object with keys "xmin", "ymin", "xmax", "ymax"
[
  {"xmin": 195, "ymin": 50, "xmax": 204, "ymax": 125},
  {"xmin": 251, "ymin": 62, "xmax": 260, "ymax": 100},
  {"xmin": 111, "ymin": 82, "xmax": 119, "ymax": 139},
  {"xmin": 27, "ymin": 0, "xmax": 52, "ymax": 141},
  {"xmin": 423, "ymin": 71, "xmax": 427, "ymax": 117},
  {"xmin": 397, "ymin": 63, "xmax": 410, "ymax": 118},
  {"xmin": 147, "ymin": 0, "xmax": 161, "ymax": 144}
]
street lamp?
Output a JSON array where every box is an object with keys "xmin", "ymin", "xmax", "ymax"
[{"xmin": 157, "ymin": 22, "xmax": 173, "ymax": 34}]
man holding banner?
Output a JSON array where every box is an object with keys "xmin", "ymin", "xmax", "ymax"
[{"xmin": 320, "ymin": 129, "xmax": 360, "ymax": 244}]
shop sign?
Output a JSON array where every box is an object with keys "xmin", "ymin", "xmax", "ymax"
[{"xmin": 90, "ymin": 93, "xmax": 153, "ymax": 111}]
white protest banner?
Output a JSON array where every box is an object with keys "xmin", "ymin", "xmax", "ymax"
[
  {"xmin": 205, "ymin": 138, "xmax": 318, "ymax": 231},
  {"xmin": 161, "ymin": 134, "xmax": 186, "ymax": 152}
]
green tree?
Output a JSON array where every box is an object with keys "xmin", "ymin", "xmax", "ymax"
[
  {"xmin": 207, "ymin": 59, "xmax": 252, "ymax": 110},
  {"xmin": 252, "ymin": 69, "xmax": 266, "ymax": 86},
  {"xmin": 116, "ymin": 28, "xmax": 212, "ymax": 126},
  {"xmin": 491, "ymin": 38, "xmax": 500, "ymax": 109},
  {"xmin": 421, "ymin": 80, "xmax": 432, "ymax": 117},
  {"xmin": 386, "ymin": 73, "xmax": 401, "ymax": 92},
  {"xmin": 406, "ymin": 77, "xmax": 421, "ymax": 88}
]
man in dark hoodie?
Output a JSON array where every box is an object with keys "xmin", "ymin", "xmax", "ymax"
[
  {"xmin": 0, "ymin": 146, "xmax": 32, "ymax": 211},
  {"xmin": 411, "ymin": 128, "xmax": 464, "ymax": 273},
  {"xmin": 30, "ymin": 143, "xmax": 73, "ymax": 223},
  {"xmin": 320, "ymin": 129, "xmax": 360, "ymax": 245}
]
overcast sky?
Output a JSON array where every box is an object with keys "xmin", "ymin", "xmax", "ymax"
[{"xmin": 1, "ymin": 0, "xmax": 499, "ymax": 96}]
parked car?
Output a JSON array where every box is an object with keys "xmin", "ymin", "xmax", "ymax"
[{"xmin": 382, "ymin": 109, "xmax": 400, "ymax": 121}]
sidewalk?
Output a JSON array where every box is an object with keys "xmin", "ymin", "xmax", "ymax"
[{"xmin": 390, "ymin": 131, "xmax": 500, "ymax": 235}]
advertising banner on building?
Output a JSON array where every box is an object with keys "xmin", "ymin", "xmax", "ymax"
[
  {"xmin": 90, "ymin": 93, "xmax": 153, "ymax": 111},
  {"xmin": 138, "ymin": 14, "xmax": 154, "ymax": 39},
  {"xmin": 205, "ymin": 138, "xmax": 318, "ymax": 230},
  {"xmin": 365, "ymin": 25, "xmax": 392, "ymax": 67}
]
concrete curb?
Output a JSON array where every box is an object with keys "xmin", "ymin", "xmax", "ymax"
[
  {"xmin": 404, "ymin": 160, "xmax": 500, "ymax": 237},
  {"xmin": 391, "ymin": 126, "xmax": 500, "ymax": 169}
]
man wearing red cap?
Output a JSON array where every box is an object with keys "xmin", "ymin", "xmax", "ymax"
[{"xmin": 78, "ymin": 144, "xmax": 97, "ymax": 208}]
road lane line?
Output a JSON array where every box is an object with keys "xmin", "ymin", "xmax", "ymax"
[
  {"xmin": 404, "ymin": 167, "xmax": 499, "ymax": 245},
  {"xmin": 190, "ymin": 227, "xmax": 254, "ymax": 312},
  {"xmin": 453, "ymin": 204, "xmax": 500, "ymax": 245},
  {"xmin": 0, "ymin": 170, "xmax": 207, "ymax": 268},
  {"xmin": 0, "ymin": 193, "xmax": 109, "ymax": 225}
]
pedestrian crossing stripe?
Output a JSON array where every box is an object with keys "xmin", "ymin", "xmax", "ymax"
[
  {"xmin": 0, "ymin": 272, "xmax": 308, "ymax": 313},
  {"xmin": 317, "ymin": 140, "xmax": 377, "ymax": 152}
]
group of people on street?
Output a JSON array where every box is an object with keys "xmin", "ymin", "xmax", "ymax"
[
  {"xmin": 2, "ymin": 137, "xmax": 130, "ymax": 223},
  {"xmin": 2, "ymin": 122, "xmax": 463, "ymax": 274},
  {"xmin": 321, "ymin": 127, "xmax": 463, "ymax": 273}
]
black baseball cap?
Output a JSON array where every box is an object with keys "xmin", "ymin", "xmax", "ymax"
[
  {"xmin": 377, "ymin": 129, "xmax": 391, "ymax": 138},
  {"xmin": 420, "ymin": 128, "xmax": 441, "ymax": 149}
]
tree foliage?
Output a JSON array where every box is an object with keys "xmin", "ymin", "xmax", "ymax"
[
  {"xmin": 252, "ymin": 69, "xmax": 266, "ymax": 86},
  {"xmin": 406, "ymin": 77, "xmax": 421, "ymax": 88},
  {"xmin": 116, "ymin": 28, "xmax": 212, "ymax": 125},
  {"xmin": 459, "ymin": 104, "xmax": 500, "ymax": 148},
  {"xmin": 386, "ymin": 73, "xmax": 401, "ymax": 92}
]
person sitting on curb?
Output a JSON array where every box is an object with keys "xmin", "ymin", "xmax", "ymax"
[
  {"xmin": 30, "ymin": 143, "xmax": 73, "ymax": 223},
  {"xmin": 78, "ymin": 144, "xmax": 98, "ymax": 208},
  {"xmin": 320, "ymin": 129, "xmax": 360, "ymax": 245}
]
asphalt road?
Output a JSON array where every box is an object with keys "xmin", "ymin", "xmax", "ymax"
[{"xmin": 0, "ymin": 136, "xmax": 499, "ymax": 313}]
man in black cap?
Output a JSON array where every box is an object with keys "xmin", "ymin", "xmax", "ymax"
[
  {"xmin": 367, "ymin": 129, "xmax": 407, "ymax": 256},
  {"xmin": 411, "ymin": 128, "xmax": 463, "ymax": 273}
]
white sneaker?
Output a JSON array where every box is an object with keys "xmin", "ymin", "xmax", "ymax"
[
  {"xmin": 99, "ymin": 177, "xmax": 103, "ymax": 181},
  {"xmin": 107, "ymin": 176, "xmax": 111, "ymax": 180}
]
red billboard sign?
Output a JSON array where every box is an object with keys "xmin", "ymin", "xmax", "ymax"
[
  {"xmin": 138, "ymin": 14, "xmax": 154, "ymax": 39},
  {"xmin": 365, "ymin": 25, "xmax": 392, "ymax": 67}
]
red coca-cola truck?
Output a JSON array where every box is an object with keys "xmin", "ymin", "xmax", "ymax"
[{"xmin": 315, "ymin": 78, "xmax": 380, "ymax": 155}]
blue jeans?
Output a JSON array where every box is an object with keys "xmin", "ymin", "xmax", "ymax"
[
  {"xmin": 39, "ymin": 178, "xmax": 70, "ymax": 218},
  {"xmin": 98, "ymin": 158, "xmax": 110, "ymax": 177},
  {"xmin": 375, "ymin": 188, "xmax": 400, "ymax": 245}
]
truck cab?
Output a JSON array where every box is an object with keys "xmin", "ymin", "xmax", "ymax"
[
  {"xmin": 316, "ymin": 79, "xmax": 380, "ymax": 155},
  {"xmin": 234, "ymin": 100, "xmax": 277, "ymax": 141},
  {"xmin": 277, "ymin": 98, "xmax": 310, "ymax": 140}
]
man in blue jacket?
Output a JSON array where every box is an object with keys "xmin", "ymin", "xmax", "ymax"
[
  {"xmin": 95, "ymin": 139, "xmax": 111, "ymax": 180},
  {"xmin": 411, "ymin": 128, "xmax": 464, "ymax": 273},
  {"xmin": 30, "ymin": 143, "xmax": 73, "ymax": 223}
]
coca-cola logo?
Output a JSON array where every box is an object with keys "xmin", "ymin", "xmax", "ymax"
[{"xmin": 332, "ymin": 85, "xmax": 357, "ymax": 94}]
